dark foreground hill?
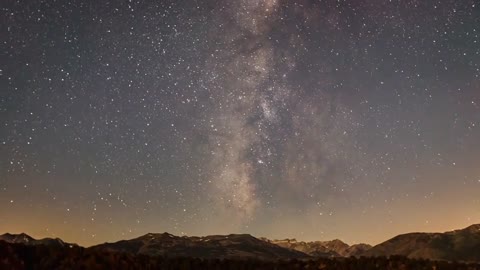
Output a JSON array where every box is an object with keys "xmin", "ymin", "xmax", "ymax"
[{"xmin": 365, "ymin": 224, "xmax": 480, "ymax": 262}]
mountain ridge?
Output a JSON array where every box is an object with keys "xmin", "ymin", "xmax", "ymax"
[
  {"xmin": 90, "ymin": 232, "xmax": 310, "ymax": 260},
  {"xmin": 2, "ymin": 223, "xmax": 479, "ymax": 262}
]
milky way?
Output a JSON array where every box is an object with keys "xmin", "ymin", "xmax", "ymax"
[{"xmin": 1, "ymin": 0, "xmax": 479, "ymax": 246}]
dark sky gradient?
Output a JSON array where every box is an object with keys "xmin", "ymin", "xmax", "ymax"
[{"xmin": 1, "ymin": 0, "xmax": 479, "ymax": 247}]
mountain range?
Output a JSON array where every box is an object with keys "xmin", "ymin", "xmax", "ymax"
[{"xmin": 1, "ymin": 224, "xmax": 479, "ymax": 262}]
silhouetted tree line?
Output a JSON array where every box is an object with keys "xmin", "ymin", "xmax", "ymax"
[{"xmin": 1, "ymin": 241, "xmax": 479, "ymax": 270}]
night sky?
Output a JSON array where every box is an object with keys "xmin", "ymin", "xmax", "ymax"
[{"xmin": 1, "ymin": 0, "xmax": 479, "ymax": 247}]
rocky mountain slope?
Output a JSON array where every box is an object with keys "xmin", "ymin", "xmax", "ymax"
[{"xmin": 364, "ymin": 224, "xmax": 480, "ymax": 262}]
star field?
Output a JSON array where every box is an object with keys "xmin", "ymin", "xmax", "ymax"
[{"xmin": 1, "ymin": 0, "xmax": 479, "ymax": 246}]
